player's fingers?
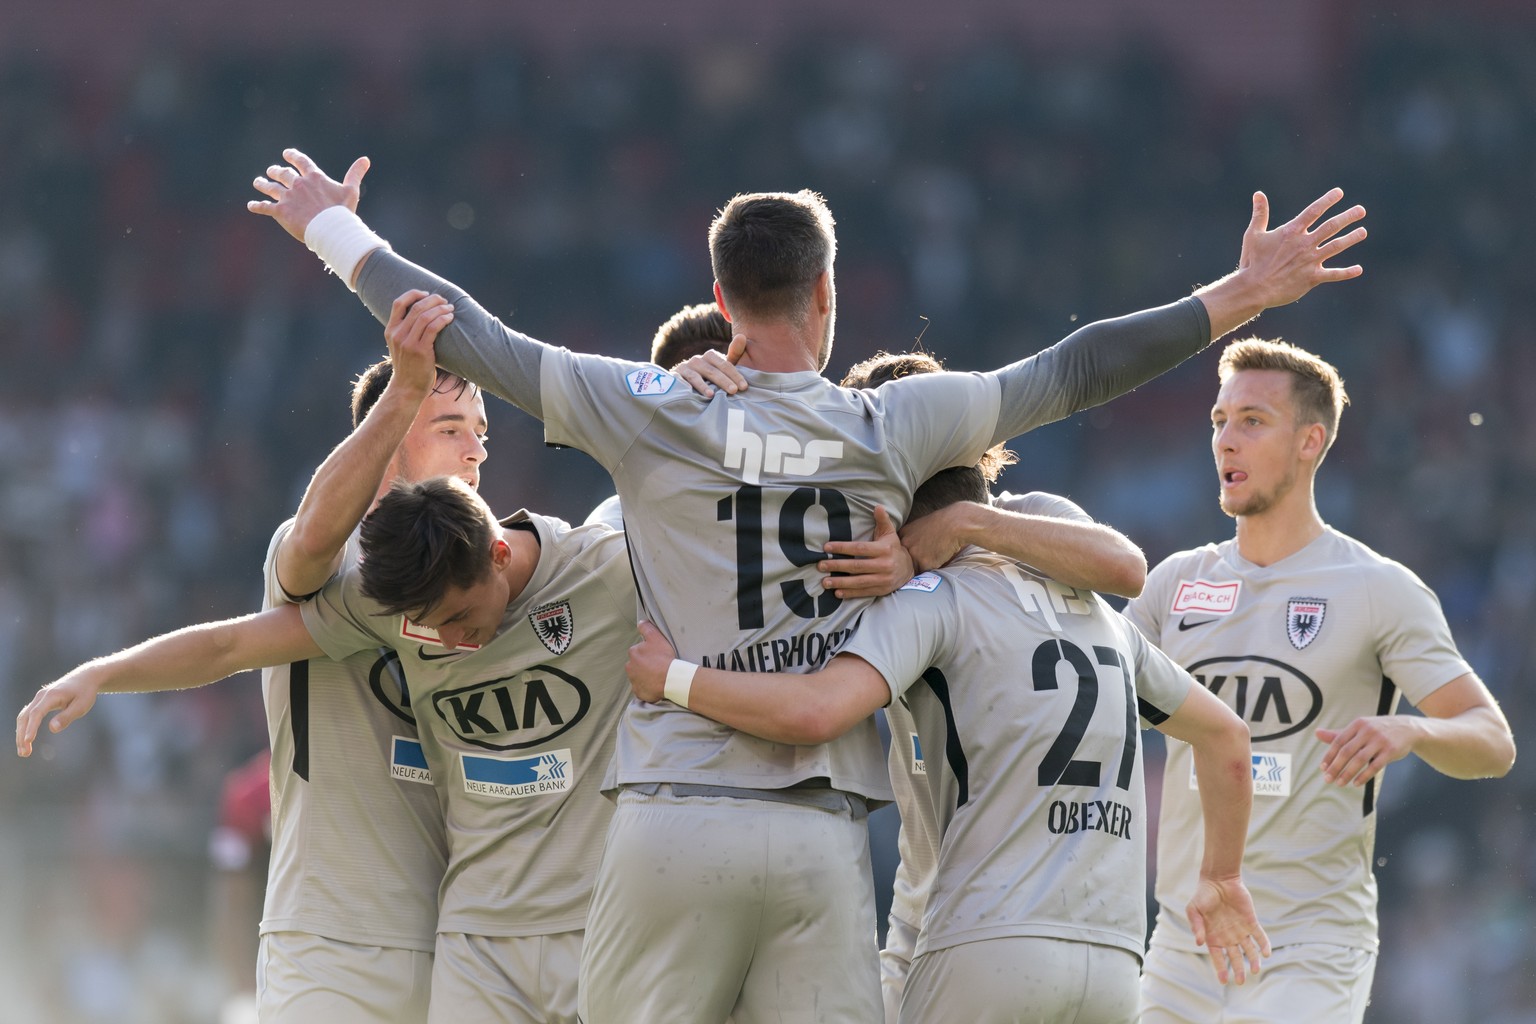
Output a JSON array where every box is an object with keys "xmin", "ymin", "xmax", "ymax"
[
  {"xmin": 1310, "ymin": 204, "xmax": 1366, "ymax": 242},
  {"xmin": 388, "ymin": 289, "xmax": 429, "ymax": 327},
  {"xmin": 1289, "ymin": 187, "xmax": 1346, "ymax": 232},
  {"xmin": 819, "ymin": 541, "xmax": 881, "ymax": 561},
  {"xmin": 725, "ymin": 334, "xmax": 749, "ymax": 366},
  {"xmin": 342, "ymin": 156, "xmax": 371, "ymax": 190},
  {"xmin": 1228, "ymin": 947, "xmax": 1247, "ymax": 986},
  {"xmin": 265, "ymin": 164, "xmax": 297, "ymax": 187},
  {"xmin": 1245, "ymin": 191, "xmax": 1269, "ymax": 237},
  {"xmin": 872, "ymin": 505, "xmax": 895, "ymax": 537},
  {"xmin": 1187, "ymin": 907, "xmax": 1207, "ymax": 948},
  {"xmin": 251, "ymin": 176, "xmax": 285, "ymax": 200},
  {"xmin": 1316, "ymin": 265, "xmax": 1365, "ymax": 283},
  {"xmin": 674, "ymin": 366, "xmax": 716, "ymax": 399},
  {"xmin": 283, "ymin": 148, "xmax": 320, "ymax": 176},
  {"xmin": 1315, "ymin": 227, "xmax": 1368, "ymax": 262}
]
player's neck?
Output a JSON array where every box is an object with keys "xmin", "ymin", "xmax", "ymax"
[
  {"xmin": 500, "ymin": 528, "xmax": 541, "ymax": 604},
  {"xmin": 728, "ymin": 321, "xmax": 824, "ymax": 374},
  {"xmin": 1233, "ymin": 491, "xmax": 1325, "ymax": 567}
]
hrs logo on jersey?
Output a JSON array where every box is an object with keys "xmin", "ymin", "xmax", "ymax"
[
  {"xmin": 723, "ymin": 408, "xmax": 844, "ymax": 486},
  {"xmin": 529, "ymin": 601, "xmax": 575, "ymax": 655},
  {"xmin": 461, "ymin": 748, "xmax": 573, "ymax": 800},
  {"xmin": 1286, "ymin": 598, "xmax": 1327, "ymax": 650},
  {"xmin": 1187, "ymin": 655, "xmax": 1322, "ymax": 742},
  {"xmin": 626, "ymin": 367, "xmax": 676, "ymax": 396},
  {"xmin": 432, "ymin": 666, "xmax": 592, "ymax": 751}
]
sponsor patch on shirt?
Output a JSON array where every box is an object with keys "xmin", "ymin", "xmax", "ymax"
[
  {"xmin": 391, "ymin": 737, "xmax": 434, "ymax": 785},
  {"xmin": 401, "ymin": 618, "xmax": 481, "ymax": 651},
  {"xmin": 1286, "ymin": 598, "xmax": 1327, "ymax": 650},
  {"xmin": 626, "ymin": 367, "xmax": 676, "ymax": 396},
  {"xmin": 529, "ymin": 601, "xmax": 574, "ymax": 655},
  {"xmin": 1171, "ymin": 579, "xmax": 1241, "ymax": 616},
  {"xmin": 900, "ymin": 573, "xmax": 943, "ymax": 593},
  {"xmin": 909, "ymin": 733, "xmax": 927, "ymax": 775},
  {"xmin": 461, "ymin": 749, "xmax": 574, "ymax": 799},
  {"xmin": 1190, "ymin": 750, "xmax": 1291, "ymax": 797}
]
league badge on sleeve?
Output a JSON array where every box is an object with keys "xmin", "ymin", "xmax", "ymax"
[
  {"xmin": 626, "ymin": 367, "xmax": 676, "ymax": 396},
  {"xmin": 1286, "ymin": 598, "xmax": 1327, "ymax": 650},
  {"xmin": 899, "ymin": 572, "xmax": 943, "ymax": 593}
]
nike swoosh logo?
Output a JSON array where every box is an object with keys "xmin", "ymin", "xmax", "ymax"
[
  {"xmin": 1177, "ymin": 617, "xmax": 1218, "ymax": 631},
  {"xmin": 418, "ymin": 646, "xmax": 465, "ymax": 661}
]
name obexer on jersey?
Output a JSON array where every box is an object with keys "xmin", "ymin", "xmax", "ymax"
[
  {"xmin": 701, "ymin": 625, "xmax": 857, "ymax": 672},
  {"xmin": 723, "ymin": 409, "xmax": 844, "ymax": 485}
]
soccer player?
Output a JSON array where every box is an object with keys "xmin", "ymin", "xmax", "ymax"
[
  {"xmin": 1125, "ymin": 338, "xmax": 1516, "ymax": 1023},
  {"xmin": 19, "ymin": 292, "xmax": 472, "ymax": 1023},
  {"xmin": 835, "ymin": 350, "xmax": 1149, "ymax": 1022},
  {"xmin": 249, "ymin": 149, "xmax": 1363, "ymax": 1021},
  {"xmin": 626, "ymin": 460, "xmax": 1265, "ymax": 1023},
  {"xmin": 17, "ymin": 472, "xmax": 638, "ymax": 1024}
]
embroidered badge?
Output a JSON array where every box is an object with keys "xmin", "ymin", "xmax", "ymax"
[
  {"xmin": 529, "ymin": 601, "xmax": 575, "ymax": 655},
  {"xmin": 1286, "ymin": 598, "xmax": 1326, "ymax": 650},
  {"xmin": 626, "ymin": 367, "xmax": 676, "ymax": 396}
]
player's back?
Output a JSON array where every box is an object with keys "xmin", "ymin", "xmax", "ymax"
[
  {"xmin": 857, "ymin": 550, "xmax": 1188, "ymax": 960},
  {"xmin": 541, "ymin": 354, "xmax": 1003, "ymax": 798}
]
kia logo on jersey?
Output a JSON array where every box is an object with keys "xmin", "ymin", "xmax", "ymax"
[
  {"xmin": 431, "ymin": 665, "xmax": 592, "ymax": 751},
  {"xmin": 1185, "ymin": 655, "xmax": 1323, "ymax": 742}
]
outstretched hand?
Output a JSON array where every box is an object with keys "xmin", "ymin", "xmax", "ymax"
[
  {"xmin": 818, "ymin": 506, "xmax": 916, "ymax": 599},
  {"xmin": 248, "ymin": 148, "xmax": 370, "ymax": 243},
  {"xmin": 1187, "ymin": 875, "xmax": 1270, "ymax": 986},
  {"xmin": 16, "ymin": 672, "xmax": 100, "ymax": 757},
  {"xmin": 626, "ymin": 621, "xmax": 678, "ymax": 703},
  {"xmin": 1235, "ymin": 188, "xmax": 1367, "ymax": 308}
]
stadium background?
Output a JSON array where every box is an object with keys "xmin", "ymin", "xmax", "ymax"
[{"xmin": 3, "ymin": 0, "xmax": 1534, "ymax": 1019}]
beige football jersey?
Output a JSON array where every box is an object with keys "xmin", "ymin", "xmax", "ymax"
[
  {"xmin": 302, "ymin": 513, "xmax": 636, "ymax": 937},
  {"xmin": 883, "ymin": 490, "xmax": 1098, "ymax": 936},
  {"xmin": 845, "ymin": 547, "xmax": 1192, "ymax": 960},
  {"xmin": 1125, "ymin": 527, "xmax": 1471, "ymax": 952},
  {"xmin": 260, "ymin": 520, "xmax": 446, "ymax": 950}
]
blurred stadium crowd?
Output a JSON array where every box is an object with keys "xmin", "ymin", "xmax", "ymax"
[{"xmin": 1, "ymin": 12, "xmax": 1534, "ymax": 1022}]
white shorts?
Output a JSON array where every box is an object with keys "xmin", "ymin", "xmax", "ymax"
[
  {"xmin": 257, "ymin": 931, "xmax": 432, "ymax": 1024},
  {"xmin": 1139, "ymin": 941, "xmax": 1377, "ymax": 1024},
  {"xmin": 579, "ymin": 786, "xmax": 881, "ymax": 1024},
  {"xmin": 903, "ymin": 936, "xmax": 1139, "ymax": 1024},
  {"xmin": 428, "ymin": 930, "xmax": 581, "ymax": 1024}
]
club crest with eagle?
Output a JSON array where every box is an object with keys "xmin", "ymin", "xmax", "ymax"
[
  {"xmin": 529, "ymin": 601, "xmax": 575, "ymax": 656},
  {"xmin": 1286, "ymin": 597, "xmax": 1326, "ymax": 650}
]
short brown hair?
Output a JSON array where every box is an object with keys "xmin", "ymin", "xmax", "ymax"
[
  {"xmin": 841, "ymin": 350, "xmax": 1017, "ymax": 484},
  {"xmin": 651, "ymin": 303, "xmax": 732, "ymax": 368},
  {"xmin": 1218, "ymin": 337, "xmax": 1349, "ymax": 459},
  {"xmin": 350, "ymin": 358, "xmax": 477, "ymax": 430},
  {"xmin": 358, "ymin": 477, "xmax": 496, "ymax": 617},
  {"xmin": 909, "ymin": 465, "xmax": 989, "ymax": 522},
  {"xmin": 708, "ymin": 191, "xmax": 836, "ymax": 325}
]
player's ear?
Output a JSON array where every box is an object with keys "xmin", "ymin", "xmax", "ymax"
[
  {"xmin": 713, "ymin": 281, "xmax": 733, "ymax": 323},
  {"xmin": 489, "ymin": 537, "xmax": 512, "ymax": 569},
  {"xmin": 1299, "ymin": 422, "xmax": 1327, "ymax": 465},
  {"xmin": 813, "ymin": 270, "xmax": 831, "ymax": 314}
]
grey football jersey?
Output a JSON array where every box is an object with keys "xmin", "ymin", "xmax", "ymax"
[
  {"xmin": 302, "ymin": 513, "xmax": 634, "ymax": 937},
  {"xmin": 353, "ymin": 250, "xmax": 1209, "ymax": 798},
  {"xmin": 883, "ymin": 490, "xmax": 1096, "ymax": 934},
  {"xmin": 844, "ymin": 549, "xmax": 1192, "ymax": 959},
  {"xmin": 1124, "ymin": 528, "xmax": 1472, "ymax": 953},
  {"xmin": 260, "ymin": 520, "xmax": 446, "ymax": 950}
]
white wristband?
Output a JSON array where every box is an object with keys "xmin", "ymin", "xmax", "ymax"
[
  {"xmin": 303, "ymin": 205, "xmax": 390, "ymax": 292},
  {"xmin": 664, "ymin": 659, "xmax": 699, "ymax": 709}
]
